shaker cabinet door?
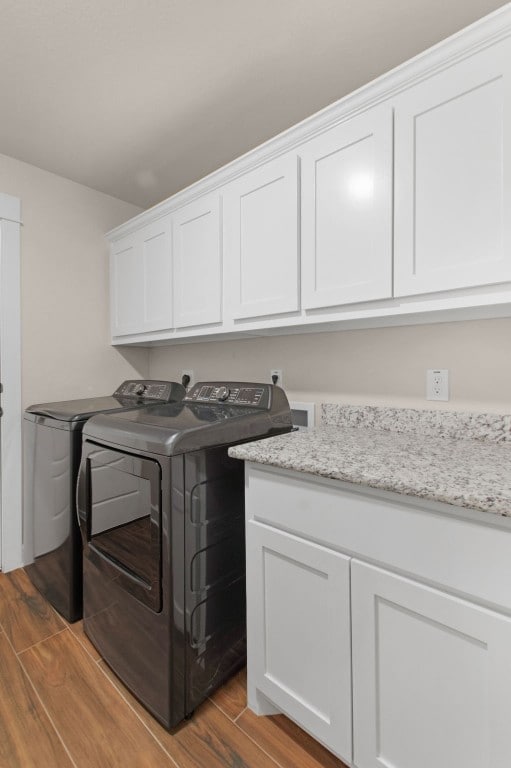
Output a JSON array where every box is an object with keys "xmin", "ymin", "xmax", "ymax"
[
  {"xmin": 300, "ymin": 104, "xmax": 393, "ymax": 309},
  {"xmin": 138, "ymin": 216, "xmax": 173, "ymax": 332},
  {"xmin": 223, "ymin": 154, "xmax": 300, "ymax": 320},
  {"xmin": 352, "ymin": 560, "xmax": 511, "ymax": 768},
  {"xmin": 110, "ymin": 234, "xmax": 143, "ymax": 336},
  {"xmin": 172, "ymin": 193, "xmax": 222, "ymax": 329},
  {"xmin": 110, "ymin": 217, "xmax": 173, "ymax": 338},
  {"xmin": 394, "ymin": 38, "xmax": 511, "ymax": 297},
  {"xmin": 246, "ymin": 520, "xmax": 352, "ymax": 763}
]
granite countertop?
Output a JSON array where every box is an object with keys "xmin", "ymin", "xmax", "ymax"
[{"xmin": 228, "ymin": 405, "xmax": 511, "ymax": 516}]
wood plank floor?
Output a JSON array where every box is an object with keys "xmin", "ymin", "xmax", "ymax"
[{"xmin": 0, "ymin": 568, "xmax": 349, "ymax": 768}]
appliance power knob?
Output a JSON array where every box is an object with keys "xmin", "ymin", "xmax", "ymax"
[
  {"xmin": 135, "ymin": 383, "xmax": 147, "ymax": 396},
  {"xmin": 217, "ymin": 386, "xmax": 230, "ymax": 401}
]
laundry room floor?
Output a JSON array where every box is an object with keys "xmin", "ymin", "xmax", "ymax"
[{"xmin": 0, "ymin": 568, "xmax": 347, "ymax": 768}]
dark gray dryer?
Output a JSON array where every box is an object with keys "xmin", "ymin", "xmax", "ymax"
[
  {"xmin": 76, "ymin": 381, "xmax": 292, "ymax": 729},
  {"xmin": 24, "ymin": 380, "xmax": 185, "ymax": 622}
]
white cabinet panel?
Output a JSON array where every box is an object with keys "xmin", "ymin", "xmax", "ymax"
[
  {"xmin": 224, "ymin": 155, "xmax": 299, "ymax": 320},
  {"xmin": 139, "ymin": 217, "xmax": 173, "ymax": 332},
  {"xmin": 110, "ymin": 217, "xmax": 172, "ymax": 337},
  {"xmin": 352, "ymin": 560, "xmax": 511, "ymax": 768},
  {"xmin": 394, "ymin": 39, "xmax": 511, "ymax": 296},
  {"xmin": 247, "ymin": 521, "xmax": 352, "ymax": 762},
  {"xmin": 110, "ymin": 235, "xmax": 142, "ymax": 336},
  {"xmin": 301, "ymin": 104, "xmax": 393, "ymax": 309},
  {"xmin": 173, "ymin": 194, "xmax": 222, "ymax": 329}
]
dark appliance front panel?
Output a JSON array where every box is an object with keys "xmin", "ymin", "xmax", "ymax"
[
  {"xmin": 24, "ymin": 418, "xmax": 83, "ymax": 622},
  {"xmin": 79, "ymin": 440, "xmax": 247, "ymax": 730},
  {"xmin": 184, "ymin": 446, "xmax": 246, "ymax": 713},
  {"xmin": 78, "ymin": 441, "xmax": 184, "ymax": 726}
]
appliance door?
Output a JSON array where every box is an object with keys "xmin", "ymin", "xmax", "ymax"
[{"xmin": 77, "ymin": 442, "xmax": 162, "ymax": 611}]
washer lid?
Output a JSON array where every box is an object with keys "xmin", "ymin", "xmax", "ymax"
[
  {"xmin": 25, "ymin": 396, "xmax": 134, "ymax": 422},
  {"xmin": 82, "ymin": 383, "xmax": 293, "ymax": 456},
  {"xmin": 24, "ymin": 380, "xmax": 186, "ymax": 422}
]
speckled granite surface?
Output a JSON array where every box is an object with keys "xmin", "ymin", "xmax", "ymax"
[
  {"xmin": 229, "ymin": 406, "xmax": 511, "ymax": 516},
  {"xmin": 321, "ymin": 404, "xmax": 511, "ymax": 442}
]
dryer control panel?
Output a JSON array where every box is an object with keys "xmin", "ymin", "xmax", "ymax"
[
  {"xmin": 113, "ymin": 380, "xmax": 183, "ymax": 402},
  {"xmin": 184, "ymin": 382, "xmax": 271, "ymax": 409}
]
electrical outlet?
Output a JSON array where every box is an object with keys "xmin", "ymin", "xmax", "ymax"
[
  {"xmin": 270, "ymin": 369, "xmax": 283, "ymax": 387},
  {"xmin": 426, "ymin": 369, "xmax": 449, "ymax": 401},
  {"xmin": 181, "ymin": 369, "xmax": 194, "ymax": 390}
]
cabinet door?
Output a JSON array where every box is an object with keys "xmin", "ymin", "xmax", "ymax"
[
  {"xmin": 138, "ymin": 216, "xmax": 173, "ymax": 332},
  {"xmin": 352, "ymin": 560, "xmax": 511, "ymax": 768},
  {"xmin": 224, "ymin": 154, "xmax": 299, "ymax": 320},
  {"xmin": 172, "ymin": 193, "xmax": 222, "ymax": 328},
  {"xmin": 301, "ymin": 104, "xmax": 393, "ymax": 309},
  {"xmin": 394, "ymin": 39, "xmax": 511, "ymax": 297},
  {"xmin": 110, "ymin": 219, "xmax": 173, "ymax": 337},
  {"xmin": 247, "ymin": 521, "xmax": 352, "ymax": 762},
  {"xmin": 110, "ymin": 234, "xmax": 143, "ymax": 336}
]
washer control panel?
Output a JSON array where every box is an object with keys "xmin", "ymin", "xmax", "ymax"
[
  {"xmin": 185, "ymin": 382, "xmax": 271, "ymax": 409},
  {"xmin": 113, "ymin": 380, "xmax": 178, "ymax": 402}
]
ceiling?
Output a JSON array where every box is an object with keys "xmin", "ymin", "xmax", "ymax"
[{"xmin": 0, "ymin": 0, "xmax": 507, "ymax": 208}]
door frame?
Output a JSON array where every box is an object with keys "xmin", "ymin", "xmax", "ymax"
[{"xmin": 0, "ymin": 194, "xmax": 22, "ymax": 571}]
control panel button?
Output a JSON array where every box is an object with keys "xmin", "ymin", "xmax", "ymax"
[{"xmin": 217, "ymin": 386, "xmax": 230, "ymax": 402}]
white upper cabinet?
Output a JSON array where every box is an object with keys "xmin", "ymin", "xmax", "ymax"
[
  {"xmin": 394, "ymin": 39, "xmax": 511, "ymax": 297},
  {"xmin": 300, "ymin": 104, "xmax": 393, "ymax": 309},
  {"xmin": 110, "ymin": 235, "xmax": 141, "ymax": 336},
  {"xmin": 172, "ymin": 193, "xmax": 222, "ymax": 329},
  {"xmin": 110, "ymin": 216, "xmax": 172, "ymax": 337},
  {"xmin": 139, "ymin": 217, "xmax": 173, "ymax": 332},
  {"xmin": 223, "ymin": 154, "xmax": 300, "ymax": 320},
  {"xmin": 108, "ymin": 10, "xmax": 511, "ymax": 344}
]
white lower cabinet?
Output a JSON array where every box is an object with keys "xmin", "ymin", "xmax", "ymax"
[
  {"xmin": 351, "ymin": 560, "xmax": 511, "ymax": 768},
  {"xmin": 247, "ymin": 520, "xmax": 352, "ymax": 763},
  {"xmin": 245, "ymin": 466, "xmax": 511, "ymax": 768}
]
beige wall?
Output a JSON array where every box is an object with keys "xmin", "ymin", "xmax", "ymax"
[
  {"xmin": 149, "ymin": 317, "xmax": 511, "ymax": 415},
  {"xmin": 0, "ymin": 153, "xmax": 148, "ymax": 408}
]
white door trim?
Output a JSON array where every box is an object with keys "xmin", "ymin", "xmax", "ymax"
[{"xmin": 0, "ymin": 194, "xmax": 22, "ymax": 571}]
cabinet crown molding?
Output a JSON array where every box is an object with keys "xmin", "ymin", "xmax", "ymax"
[{"xmin": 107, "ymin": 3, "xmax": 511, "ymax": 242}]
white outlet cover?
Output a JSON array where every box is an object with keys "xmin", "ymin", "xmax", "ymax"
[{"xmin": 426, "ymin": 369, "xmax": 449, "ymax": 401}]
